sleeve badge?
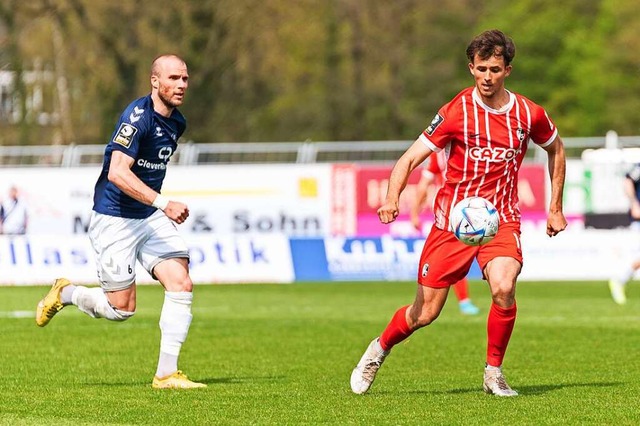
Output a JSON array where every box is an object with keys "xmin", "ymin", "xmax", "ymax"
[
  {"xmin": 425, "ymin": 113, "xmax": 444, "ymax": 136},
  {"xmin": 113, "ymin": 123, "xmax": 138, "ymax": 148}
]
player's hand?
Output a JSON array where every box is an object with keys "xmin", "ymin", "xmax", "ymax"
[
  {"xmin": 546, "ymin": 211, "xmax": 567, "ymax": 237},
  {"xmin": 377, "ymin": 201, "xmax": 399, "ymax": 224},
  {"xmin": 630, "ymin": 201, "xmax": 640, "ymax": 220},
  {"xmin": 164, "ymin": 201, "xmax": 190, "ymax": 224}
]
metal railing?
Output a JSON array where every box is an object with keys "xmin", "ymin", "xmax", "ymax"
[{"xmin": 2, "ymin": 133, "xmax": 640, "ymax": 167}]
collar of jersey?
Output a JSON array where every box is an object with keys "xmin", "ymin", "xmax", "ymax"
[{"xmin": 472, "ymin": 88, "xmax": 515, "ymax": 114}]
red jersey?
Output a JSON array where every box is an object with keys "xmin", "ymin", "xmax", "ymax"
[{"xmin": 418, "ymin": 87, "xmax": 557, "ymax": 230}]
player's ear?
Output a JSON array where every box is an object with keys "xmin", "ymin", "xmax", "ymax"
[
  {"xmin": 468, "ymin": 62, "xmax": 474, "ymax": 75},
  {"xmin": 151, "ymin": 75, "xmax": 159, "ymax": 90},
  {"xmin": 504, "ymin": 64, "xmax": 512, "ymax": 77}
]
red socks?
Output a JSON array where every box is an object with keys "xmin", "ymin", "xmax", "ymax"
[
  {"xmin": 452, "ymin": 278, "xmax": 469, "ymax": 301},
  {"xmin": 379, "ymin": 305, "xmax": 413, "ymax": 351},
  {"xmin": 378, "ymin": 300, "xmax": 517, "ymax": 363},
  {"xmin": 486, "ymin": 302, "xmax": 517, "ymax": 366}
]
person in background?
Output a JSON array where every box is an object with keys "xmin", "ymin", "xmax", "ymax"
[
  {"xmin": 35, "ymin": 54, "xmax": 206, "ymax": 389},
  {"xmin": 0, "ymin": 186, "xmax": 28, "ymax": 235},
  {"xmin": 410, "ymin": 151, "xmax": 480, "ymax": 315},
  {"xmin": 608, "ymin": 163, "xmax": 640, "ymax": 304},
  {"xmin": 350, "ymin": 29, "xmax": 567, "ymax": 397}
]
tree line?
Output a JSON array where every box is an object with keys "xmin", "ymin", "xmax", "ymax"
[{"xmin": 0, "ymin": 0, "xmax": 638, "ymax": 146}]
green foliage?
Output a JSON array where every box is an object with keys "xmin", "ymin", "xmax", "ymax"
[
  {"xmin": 1, "ymin": 0, "xmax": 639, "ymax": 144},
  {"xmin": 1, "ymin": 281, "xmax": 640, "ymax": 424}
]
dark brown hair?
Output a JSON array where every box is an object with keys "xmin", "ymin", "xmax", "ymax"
[{"xmin": 466, "ymin": 30, "xmax": 516, "ymax": 66}]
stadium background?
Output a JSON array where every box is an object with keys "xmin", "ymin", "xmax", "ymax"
[
  {"xmin": 2, "ymin": 0, "xmax": 640, "ymax": 285},
  {"xmin": 2, "ymin": 2, "xmax": 640, "ymax": 425},
  {"xmin": 0, "ymin": 137, "xmax": 638, "ymax": 285}
]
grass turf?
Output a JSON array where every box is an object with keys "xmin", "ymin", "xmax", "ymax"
[{"xmin": 1, "ymin": 281, "xmax": 639, "ymax": 425}]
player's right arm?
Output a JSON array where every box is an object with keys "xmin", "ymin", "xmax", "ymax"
[
  {"xmin": 378, "ymin": 139, "xmax": 433, "ymax": 224},
  {"xmin": 108, "ymin": 150, "xmax": 189, "ymax": 224}
]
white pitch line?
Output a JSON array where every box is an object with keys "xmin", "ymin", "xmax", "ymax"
[{"xmin": 0, "ymin": 310, "xmax": 35, "ymax": 318}]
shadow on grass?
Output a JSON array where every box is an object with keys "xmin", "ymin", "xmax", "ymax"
[
  {"xmin": 85, "ymin": 375, "xmax": 287, "ymax": 387},
  {"xmin": 199, "ymin": 375, "xmax": 287, "ymax": 385},
  {"xmin": 387, "ymin": 381, "xmax": 624, "ymax": 396}
]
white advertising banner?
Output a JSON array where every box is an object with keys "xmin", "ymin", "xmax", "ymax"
[
  {"xmin": 0, "ymin": 168, "xmax": 97, "ymax": 235},
  {"xmin": 1, "ymin": 228, "xmax": 635, "ymax": 285},
  {"xmin": 0, "ymin": 234, "xmax": 294, "ymax": 285},
  {"xmin": 0, "ymin": 164, "xmax": 333, "ymax": 236},
  {"xmin": 520, "ymin": 225, "xmax": 635, "ymax": 280},
  {"xmin": 162, "ymin": 164, "xmax": 332, "ymax": 236}
]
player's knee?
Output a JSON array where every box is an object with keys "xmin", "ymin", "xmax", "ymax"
[
  {"xmin": 112, "ymin": 308, "xmax": 135, "ymax": 322},
  {"xmin": 177, "ymin": 277, "xmax": 193, "ymax": 293},
  {"xmin": 165, "ymin": 276, "xmax": 193, "ymax": 293},
  {"xmin": 490, "ymin": 282, "xmax": 516, "ymax": 303}
]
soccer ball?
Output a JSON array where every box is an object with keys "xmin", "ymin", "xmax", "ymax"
[{"xmin": 449, "ymin": 196, "xmax": 499, "ymax": 246}]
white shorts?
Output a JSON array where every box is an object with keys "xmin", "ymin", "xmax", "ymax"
[{"xmin": 88, "ymin": 210, "xmax": 190, "ymax": 291}]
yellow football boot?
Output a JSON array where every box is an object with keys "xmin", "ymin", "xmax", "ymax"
[
  {"xmin": 35, "ymin": 278, "xmax": 71, "ymax": 327},
  {"xmin": 152, "ymin": 371, "xmax": 207, "ymax": 389}
]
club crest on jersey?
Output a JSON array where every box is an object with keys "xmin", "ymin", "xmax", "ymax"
[
  {"xmin": 113, "ymin": 123, "xmax": 138, "ymax": 148},
  {"xmin": 425, "ymin": 114, "xmax": 444, "ymax": 136},
  {"xmin": 421, "ymin": 262, "xmax": 429, "ymax": 277},
  {"xmin": 516, "ymin": 127, "xmax": 526, "ymax": 142}
]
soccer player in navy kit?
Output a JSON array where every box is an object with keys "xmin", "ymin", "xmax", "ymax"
[{"xmin": 36, "ymin": 54, "xmax": 205, "ymax": 389}]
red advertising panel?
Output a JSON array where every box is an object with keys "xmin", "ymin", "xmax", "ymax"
[
  {"xmin": 330, "ymin": 164, "xmax": 358, "ymax": 236},
  {"xmin": 354, "ymin": 163, "xmax": 548, "ymax": 236}
]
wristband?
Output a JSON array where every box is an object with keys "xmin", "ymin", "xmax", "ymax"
[{"xmin": 152, "ymin": 194, "xmax": 170, "ymax": 210}]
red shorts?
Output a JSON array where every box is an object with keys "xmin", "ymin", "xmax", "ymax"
[{"xmin": 417, "ymin": 222, "xmax": 523, "ymax": 288}]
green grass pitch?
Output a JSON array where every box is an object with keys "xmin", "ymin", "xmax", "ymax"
[{"xmin": 1, "ymin": 281, "xmax": 639, "ymax": 425}]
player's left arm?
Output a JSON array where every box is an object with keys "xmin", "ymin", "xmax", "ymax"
[{"xmin": 541, "ymin": 135, "xmax": 567, "ymax": 237}]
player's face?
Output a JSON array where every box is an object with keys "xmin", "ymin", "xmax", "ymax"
[
  {"xmin": 154, "ymin": 59, "xmax": 189, "ymax": 109},
  {"xmin": 468, "ymin": 54, "xmax": 511, "ymax": 100}
]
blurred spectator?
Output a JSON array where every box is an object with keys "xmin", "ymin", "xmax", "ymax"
[{"xmin": 0, "ymin": 186, "xmax": 28, "ymax": 235}]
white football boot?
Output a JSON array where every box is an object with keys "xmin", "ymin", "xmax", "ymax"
[
  {"xmin": 350, "ymin": 338, "xmax": 389, "ymax": 394},
  {"xmin": 483, "ymin": 365, "xmax": 518, "ymax": 397}
]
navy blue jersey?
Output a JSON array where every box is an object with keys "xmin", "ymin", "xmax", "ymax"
[
  {"xmin": 93, "ymin": 95, "xmax": 186, "ymax": 219},
  {"xmin": 626, "ymin": 164, "xmax": 640, "ymax": 208}
]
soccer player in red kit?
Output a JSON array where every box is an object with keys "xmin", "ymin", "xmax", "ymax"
[
  {"xmin": 350, "ymin": 29, "xmax": 567, "ymax": 397},
  {"xmin": 410, "ymin": 151, "xmax": 480, "ymax": 315}
]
